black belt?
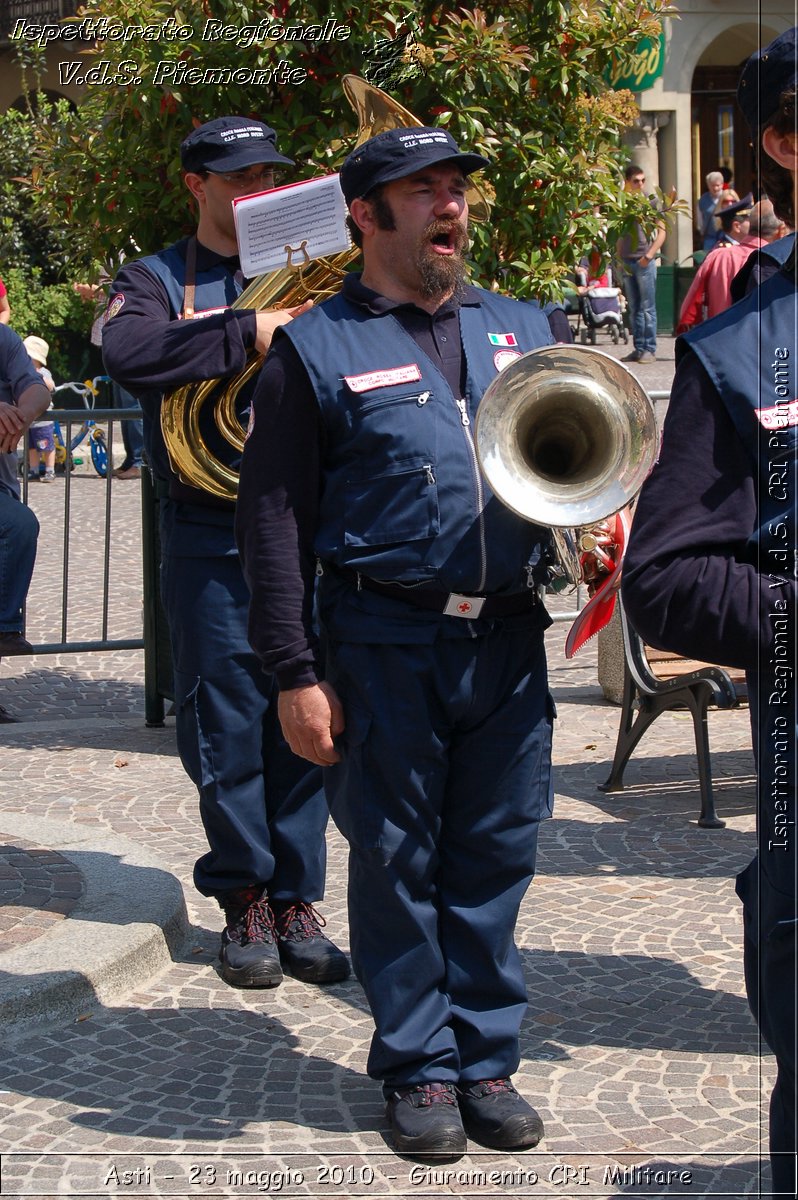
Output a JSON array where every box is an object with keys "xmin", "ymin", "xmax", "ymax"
[{"xmin": 339, "ymin": 568, "xmax": 539, "ymax": 620}]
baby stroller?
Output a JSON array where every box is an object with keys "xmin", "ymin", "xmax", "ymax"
[{"xmin": 573, "ymin": 258, "xmax": 628, "ymax": 345}]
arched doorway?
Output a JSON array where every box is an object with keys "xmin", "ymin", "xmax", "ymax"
[{"xmin": 690, "ymin": 21, "xmax": 780, "ymax": 248}]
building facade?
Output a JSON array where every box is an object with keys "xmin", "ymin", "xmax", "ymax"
[
  {"xmin": 1, "ymin": 1, "xmax": 794, "ymax": 267},
  {"xmin": 627, "ymin": 2, "xmax": 792, "ymax": 263}
]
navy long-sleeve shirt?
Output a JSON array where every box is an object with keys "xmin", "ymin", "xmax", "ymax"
[{"xmin": 623, "ymin": 349, "xmax": 795, "ymax": 673}]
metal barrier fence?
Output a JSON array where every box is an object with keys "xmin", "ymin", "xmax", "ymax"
[
  {"xmin": 21, "ymin": 407, "xmax": 144, "ymax": 655},
  {"xmin": 17, "ymin": 390, "xmax": 670, "ymax": 724}
]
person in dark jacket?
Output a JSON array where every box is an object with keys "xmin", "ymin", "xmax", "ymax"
[
  {"xmin": 623, "ymin": 30, "xmax": 797, "ymax": 1194},
  {"xmin": 0, "ymin": 325, "xmax": 51, "ymax": 666},
  {"xmin": 102, "ymin": 117, "xmax": 349, "ymax": 991},
  {"xmin": 237, "ymin": 126, "xmax": 557, "ymax": 1159}
]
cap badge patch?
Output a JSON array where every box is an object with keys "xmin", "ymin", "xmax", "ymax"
[
  {"xmin": 493, "ymin": 349, "xmax": 522, "ymax": 372},
  {"xmin": 103, "ymin": 294, "xmax": 125, "ymax": 324}
]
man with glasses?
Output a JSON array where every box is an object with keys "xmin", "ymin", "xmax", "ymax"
[
  {"xmin": 102, "ymin": 117, "xmax": 349, "ymax": 991},
  {"xmin": 617, "ymin": 163, "xmax": 666, "ymax": 363}
]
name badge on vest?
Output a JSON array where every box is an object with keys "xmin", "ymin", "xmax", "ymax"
[
  {"xmin": 188, "ymin": 306, "xmax": 230, "ymax": 320},
  {"xmin": 756, "ymin": 399, "xmax": 798, "ymax": 430},
  {"xmin": 344, "ymin": 364, "xmax": 422, "ymax": 393}
]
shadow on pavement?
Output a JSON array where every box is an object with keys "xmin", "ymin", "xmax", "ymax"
[
  {"xmin": 0, "ymin": 997, "xmax": 379, "ymax": 1142},
  {"xmin": 0, "ymin": 665, "xmax": 148, "ymax": 725},
  {"xmin": 519, "ymin": 947, "xmax": 756, "ymax": 1059},
  {"xmin": 553, "ymin": 747, "xmax": 756, "ymax": 827}
]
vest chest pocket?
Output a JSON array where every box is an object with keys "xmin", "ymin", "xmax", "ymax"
[
  {"xmin": 344, "ymin": 457, "xmax": 440, "ymax": 547},
  {"xmin": 355, "ymin": 388, "xmax": 433, "ymax": 415}
]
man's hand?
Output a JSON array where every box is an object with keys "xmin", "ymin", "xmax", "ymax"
[
  {"xmin": 0, "ymin": 402, "xmax": 26, "ymax": 454},
  {"xmin": 254, "ymin": 300, "xmax": 313, "ymax": 356},
  {"xmin": 73, "ymin": 282, "xmax": 103, "ymax": 303},
  {"xmin": 278, "ymin": 681, "xmax": 345, "ymax": 766}
]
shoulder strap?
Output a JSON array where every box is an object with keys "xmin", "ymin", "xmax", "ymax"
[{"xmin": 182, "ymin": 236, "xmax": 197, "ymax": 319}]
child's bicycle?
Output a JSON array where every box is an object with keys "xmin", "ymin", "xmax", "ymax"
[{"xmin": 50, "ymin": 375, "xmax": 111, "ymax": 478}]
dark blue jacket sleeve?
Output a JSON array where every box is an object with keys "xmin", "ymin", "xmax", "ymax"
[
  {"xmin": 101, "ymin": 260, "xmax": 258, "ymax": 392},
  {"xmin": 623, "ymin": 350, "xmax": 794, "ymax": 672},
  {"xmin": 236, "ymin": 335, "xmax": 323, "ymax": 690},
  {"xmin": 0, "ymin": 326, "xmax": 45, "ymax": 402}
]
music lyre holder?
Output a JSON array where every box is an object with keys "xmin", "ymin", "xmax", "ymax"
[{"xmin": 283, "ymin": 241, "xmax": 311, "ymax": 270}]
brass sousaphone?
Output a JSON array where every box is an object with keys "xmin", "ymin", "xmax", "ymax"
[
  {"xmin": 161, "ymin": 76, "xmax": 490, "ymax": 501},
  {"xmin": 474, "ymin": 344, "xmax": 658, "ymax": 585}
]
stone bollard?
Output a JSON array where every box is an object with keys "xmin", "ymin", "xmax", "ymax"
[{"xmin": 597, "ymin": 603, "xmax": 625, "ymax": 704}]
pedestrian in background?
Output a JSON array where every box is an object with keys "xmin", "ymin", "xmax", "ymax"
[
  {"xmin": 0, "ymin": 324, "xmax": 52, "ymax": 711},
  {"xmin": 23, "ymin": 336, "xmax": 56, "ymax": 484},
  {"xmin": 696, "ymin": 169, "xmax": 725, "ymax": 251},
  {"xmin": 617, "ymin": 163, "xmax": 666, "ymax": 363}
]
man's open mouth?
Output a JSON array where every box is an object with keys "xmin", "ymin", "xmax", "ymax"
[{"xmin": 428, "ymin": 225, "xmax": 461, "ymax": 255}]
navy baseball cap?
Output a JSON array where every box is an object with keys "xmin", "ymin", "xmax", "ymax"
[
  {"xmin": 737, "ymin": 26, "xmax": 798, "ymax": 132},
  {"xmin": 181, "ymin": 116, "xmax": 294, "ymax": 173},
  {"xmin": 340, "ymin": 126, "xmax": 489, "ymax": 206}
]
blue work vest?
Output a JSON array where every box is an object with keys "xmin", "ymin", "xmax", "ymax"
[
  {"xmin": 283, "ymin": 287, "xmax": 554, "ymax": 596},
  {"xmin": 682, "ymin": 264, "xmax": 797, "ymax": 565},
  {"xmin": 138, "ymin": 241, "xmax": 243, "ymax": 317},
  {"xmin": 135, "ymin": 240, "xmax": 246, "ymax": 485},
  {"xmin": 760, "ymin": 231, "xmax": 796, "ymax": 270}
]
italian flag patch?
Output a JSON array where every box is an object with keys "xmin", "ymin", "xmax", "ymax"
[{"xmin": 487, "ymin": 332, "xmax": 518, "ymax": 347}]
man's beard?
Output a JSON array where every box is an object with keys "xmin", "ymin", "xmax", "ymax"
[{"xmin": 415, "ymin": 219, "xmax": 469, "ymax": 302}]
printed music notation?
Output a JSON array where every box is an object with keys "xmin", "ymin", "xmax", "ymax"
[{"xmin": 233, "ymin": 173, "xmax": 351, "ymax": 277}]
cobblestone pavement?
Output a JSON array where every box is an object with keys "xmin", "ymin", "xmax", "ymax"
[{"xmin": 0, "ymin": 339, "xmax": 774, "ymax": 1198}]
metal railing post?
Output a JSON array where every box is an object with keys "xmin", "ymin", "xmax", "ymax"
[{"xmin": 141, "ymin": 467, "xmax": 172, "ymax": 727}]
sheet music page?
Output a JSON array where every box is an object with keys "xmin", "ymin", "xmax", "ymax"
[{"xmin": 233, "ymin": 173, "xmax": 351, "ymax": 277}]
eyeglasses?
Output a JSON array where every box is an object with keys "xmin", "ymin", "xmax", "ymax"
[{"xmin": 216, "ymin": 167, "xmax": 276, "ymax": 187}]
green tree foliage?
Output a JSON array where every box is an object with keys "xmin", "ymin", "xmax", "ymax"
[
  {"xmin": 0, "ymin": 105, "xmax": 94, "ymax": 375},
  {"xmin": 0, "ymin": 102, "xmax": 79, "ymax": 280},
  {"xmin": 29, "ymin": 0, "xmax": 676, "ymax": 298},
  {"xmin": 2, "ymin": 266, "xmax": 91, "ymax": 381}
]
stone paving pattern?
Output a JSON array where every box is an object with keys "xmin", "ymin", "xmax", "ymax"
[
  {"xmin": 0, "ymin": 843, "xmax": 83, "ymax": 952},
  {"xmin": 0, "ymin": 339, "xmax": 776, "ymax": 1197}
]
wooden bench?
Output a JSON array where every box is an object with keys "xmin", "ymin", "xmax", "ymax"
[{"xmin": 599, "ymin": 600, "xmax": 747, "ymax": 828}]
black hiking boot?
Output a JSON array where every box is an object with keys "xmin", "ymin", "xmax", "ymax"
[
  {"xmin": 218, "ymin": 885, "xmax": 283, "ymax": 988},
  {"xmin": 387, "ymin": 1083, "xmax": 466, "ymax": 1158},
  {"xmin": 271, "ymin": 900, "xmax": 350, "ymax": 984}
]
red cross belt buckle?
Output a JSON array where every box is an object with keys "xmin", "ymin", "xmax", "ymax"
[{"xmin": 443, "ymin": 593, "xmax": 486, "ymax": 619}]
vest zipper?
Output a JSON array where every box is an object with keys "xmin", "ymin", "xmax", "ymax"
[{"xmin": 455, "ymin": 396, "xmax": 488, "ymax": 592}]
